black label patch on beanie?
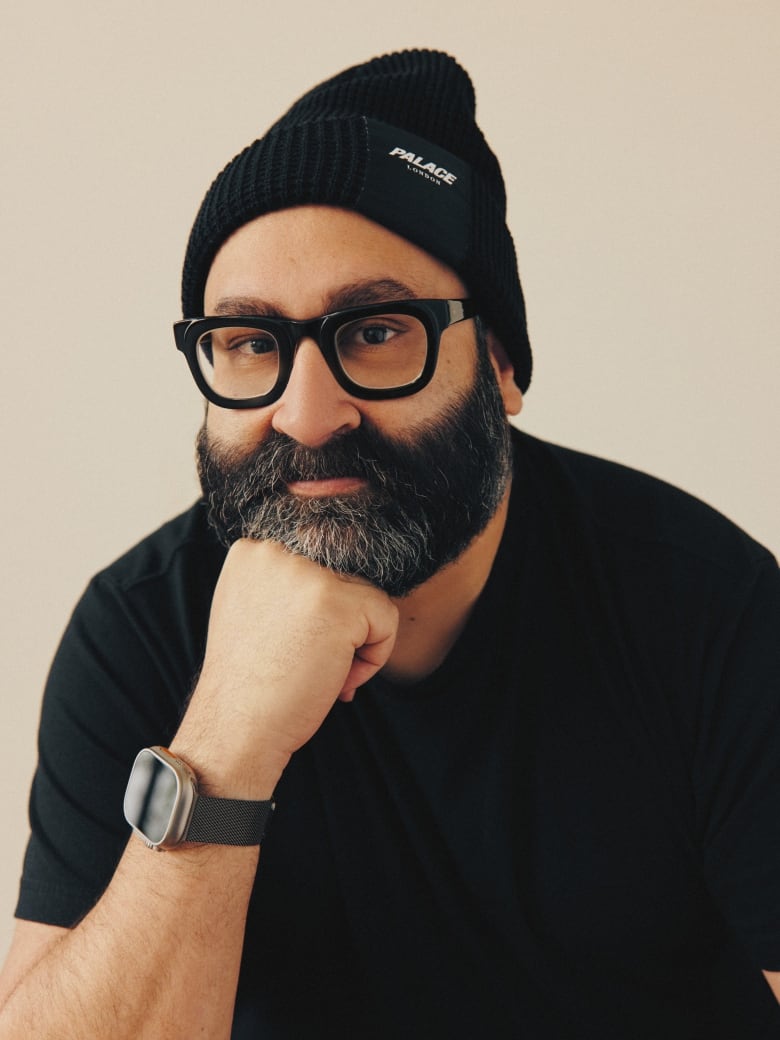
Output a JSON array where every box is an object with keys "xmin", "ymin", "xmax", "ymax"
[{"xmin": 356, "ymin": 118, "xmax": 472, "ymax": 267}]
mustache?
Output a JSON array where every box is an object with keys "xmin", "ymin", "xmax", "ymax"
[{"xmin": 198, "ymin": 423, "xmax": 421, "ymax": 498}]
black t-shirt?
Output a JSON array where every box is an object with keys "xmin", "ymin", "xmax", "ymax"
[{"xmin": 16, "ymin": 433, "xmax": 780, "ymax": 1038}]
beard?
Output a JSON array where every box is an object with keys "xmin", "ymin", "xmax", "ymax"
[{"xmin": 197, "ymin": 343, "xmax": 513, "ymax": 598}]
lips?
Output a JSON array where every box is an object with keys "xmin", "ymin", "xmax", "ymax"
[{"xmin": 285, "ymin": 476, "xmax": 369, "ymax": 497}]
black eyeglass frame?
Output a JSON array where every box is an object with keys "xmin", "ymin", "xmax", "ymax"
[{"xmin": 173, "ymin": 298, "xmax": 476, "ymax": 409}]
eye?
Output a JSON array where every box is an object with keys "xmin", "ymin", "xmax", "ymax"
[
  {"xmin": 337, "ymin": 316, "xmax": 409, "ymax": 352},
  {"xmin": 229, "ymin": 333, "xmax": 278, "ymax": 357},
  {"xmin": 354, "ymin": 323, "xmax": 396, "ymax": 346},
  {"xmin": 199, "ymin": 328, "xmax": 280, "ymax": 374}
]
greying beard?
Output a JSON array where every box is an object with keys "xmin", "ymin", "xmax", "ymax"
[
  {"xmin": 238, "ymin": 489, "xmax": 434, "ymax": 594},
  {"xmin": 197, "ymin": 337, "xmax": 513, "ymax": 597}
]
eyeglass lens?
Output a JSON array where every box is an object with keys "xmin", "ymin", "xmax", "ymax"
[{"xmin": 195, "ymin": 311, "xmax": 430, "ymax": 399}]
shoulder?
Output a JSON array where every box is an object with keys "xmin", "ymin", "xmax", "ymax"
[
  {"xmin": 42, "ymin": 502, "xmax": 226, "ymax": 752},
  {"xmin": 513, "ymin": 430, "xmax": 775, "ymax": 581},
  {"xmin": 90, "ymin": 500, "xmax": 226, "ymax": 596},
  {"xmin": 62, "ymin": 501, "xmax": 226, "ymax": 660}
]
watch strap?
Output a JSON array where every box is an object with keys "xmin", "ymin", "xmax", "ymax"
[{"xmin": 186, "ymin": 794, "xmax": 275, "ymax": 846}]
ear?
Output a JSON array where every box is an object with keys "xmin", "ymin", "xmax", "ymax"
[{"xmin": 486, "ymin": 331, "xmax": 523, "ymax": 417}]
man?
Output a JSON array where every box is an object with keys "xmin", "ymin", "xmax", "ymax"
[{"xmin": 0, "ymin": 50, "xmax": 778, "ymax": 1038}]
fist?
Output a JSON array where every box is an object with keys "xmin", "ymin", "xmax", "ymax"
[{"xmin": 173, "ymin": 540, "xmax": 398, "ymax": 796}]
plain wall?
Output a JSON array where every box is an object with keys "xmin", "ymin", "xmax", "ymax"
[{"xmin": 1, "ymin": 0, "xmax": 778, "ymax": 960}]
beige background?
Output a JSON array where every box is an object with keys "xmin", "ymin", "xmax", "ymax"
[{"xmin": 1, "ymin": 1, "xmax": 778, "ymax": 960}]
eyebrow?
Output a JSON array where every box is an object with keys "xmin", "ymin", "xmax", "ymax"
[{"xmin": 210, "ymin": 278, "xmax": 420, "ymax": 318}]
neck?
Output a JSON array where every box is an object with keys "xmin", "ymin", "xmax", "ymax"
[{"xmin": 382, "ymin": 483, "xmax": 512, "ymax": 685}]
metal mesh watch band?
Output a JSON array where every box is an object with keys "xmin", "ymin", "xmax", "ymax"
[{"xmin": 186, "ymin": 794, "xmax": 275, "ymax": 846}]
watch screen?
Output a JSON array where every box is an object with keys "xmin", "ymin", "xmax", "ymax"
[{"xmin": 124, "ymin": 749, "xmax": 179, "ymax": 844}]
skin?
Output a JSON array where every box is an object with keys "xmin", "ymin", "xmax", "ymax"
[
  {"xmin": 2, "ymin": 207, "xmax": 777, "ymax": 1027},
  {"xmin": 0, "ymin": 206, "xmax": 524, "ymax": 1037}
]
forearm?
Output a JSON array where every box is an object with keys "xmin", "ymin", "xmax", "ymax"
[
  {"xmin": 0, "ymin": 838, "xmax": 259, "ymax": 1039},
  {"xmin": 1, "ymin": 542, "xmax": 398, "ymax": 1038}
]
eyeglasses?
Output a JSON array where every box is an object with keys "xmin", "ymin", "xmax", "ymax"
[{"xmin": 173, "ymin": 298, "xmax": 476, "ymax": 408}]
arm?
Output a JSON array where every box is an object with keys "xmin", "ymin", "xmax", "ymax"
[
  {"xmin": 0, "ymin": 922, "xmax": 67, "ymax": 1006},
  {"xmin": 0, "ymin": 838, "xmax": 262, "ymax": 1038},
  {"xmin": 0, "ymin": 540, "xmax": 398, "ymax": 1039}
]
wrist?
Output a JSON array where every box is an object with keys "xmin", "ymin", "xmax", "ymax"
[
  {"xmin": 124, "ymin": 746, "xmax": 277, "ymax": 850},
  {"xmin": 174, "ymin": 675, "xmax": 295, "ymax": 799},
  {"xmin": 167, "ymin": 737, "xmax": 289, "ymax": 802}
]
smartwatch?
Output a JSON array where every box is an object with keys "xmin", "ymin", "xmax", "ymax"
[{"xmin": 123, "ymin": 746, "xmax": 275, "ymax": 851}]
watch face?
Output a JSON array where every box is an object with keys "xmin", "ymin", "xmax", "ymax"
[{"xmin": 123, "ymin": 747, "xmax": 194, "ymax": 847}]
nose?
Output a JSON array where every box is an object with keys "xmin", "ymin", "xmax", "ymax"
[{"xmin": 270, "ymin": 338, "xmax": 362, "ymax": 448}]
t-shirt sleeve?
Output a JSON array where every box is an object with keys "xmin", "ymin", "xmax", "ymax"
[
  {"xmin": 15, "ymin": 573, "xmax": 191, "ymax": 927},
  {"xmin": 696, "ymin": 556, "xmax": 780, "ymax": 971}
]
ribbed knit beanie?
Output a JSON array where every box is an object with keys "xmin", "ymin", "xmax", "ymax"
[{"xmin": 181, "ymin": 49, "xmax": 532, "ymax": 392}]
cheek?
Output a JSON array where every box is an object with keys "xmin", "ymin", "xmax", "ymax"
[
  {"xmin": 205, "ymin": 403, "xmax": 274, "ymax": 451},
  {"xmin": 426, "ymin": 339, "xmax": 479, "ymax": 407},
  {"xmin": 368, "ymin": 355, "xmax": 478, "ymax": 437},
  {"xmin": 439, "ymin": 343, "xmax": 476, "ymax": 383}
]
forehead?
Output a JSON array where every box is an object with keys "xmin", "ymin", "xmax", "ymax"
[{"xmin": 203, "ymin": 205, "xmax": 468, "ymax": 316}]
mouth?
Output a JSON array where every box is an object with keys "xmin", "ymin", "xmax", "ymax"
[{"xmin": 285, "ymin": 476, "xmax": 370, "ymax": 498}]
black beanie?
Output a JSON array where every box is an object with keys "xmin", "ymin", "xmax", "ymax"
[{"xmin": 181, "ymin": 49, "xmax": 532, "ymax": 392}]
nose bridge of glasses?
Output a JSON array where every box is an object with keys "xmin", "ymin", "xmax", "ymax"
[
  {"xmin": 288, "ymin": 314, "xmax": 330, "ymax": 354},
  {"xmin": 282, "ymin": 314, "xmax": 345, "ymax": 394}
]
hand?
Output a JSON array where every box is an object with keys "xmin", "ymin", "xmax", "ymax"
[{"xmin": 172, "ymin": 540, "xmax": 398, "ymax": 796}]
